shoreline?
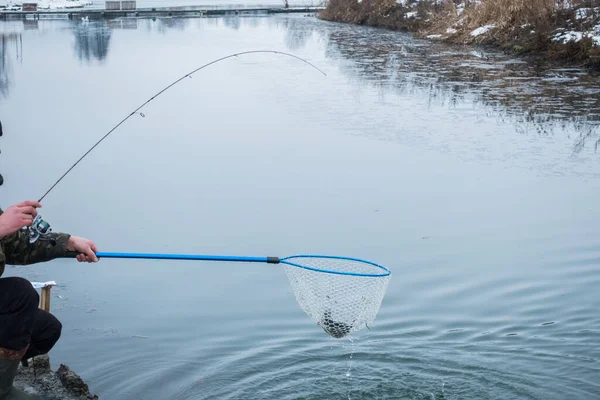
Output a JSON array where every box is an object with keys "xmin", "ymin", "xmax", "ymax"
[{"xmin": 318, "ymin": 0, "xmax": 600, "ymax": 73}]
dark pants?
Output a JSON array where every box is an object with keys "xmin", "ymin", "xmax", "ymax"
[{"xmin": 0, "ymin": 277, "xmax": 62, "ymax": 359}]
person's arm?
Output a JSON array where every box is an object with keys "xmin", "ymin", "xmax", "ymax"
[
  {"xmin": 0, "ymin": 201, "xmax": 99, "ymax": 265},
  {"xmin": 2, "ymin": 229, "xmax": 71, "ymax": 265}
]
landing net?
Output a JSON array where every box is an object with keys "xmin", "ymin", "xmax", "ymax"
[{"xmin": 281, "ymin": 256, "xmax": 391, "ymax": 338}]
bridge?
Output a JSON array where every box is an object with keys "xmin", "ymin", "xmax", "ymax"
[{"xmin": 0, "ymin": 4, "xmax": 324, "ymax": 20}]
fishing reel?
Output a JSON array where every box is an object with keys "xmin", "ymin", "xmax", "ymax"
[{"xmin": 28, "ymin": 214, "xmax": 52, "ymax": 243}]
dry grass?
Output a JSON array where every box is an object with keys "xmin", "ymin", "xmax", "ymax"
[
  {"xmin": 462, "ymin": 0, "xmax": 556, "ymax": 30},
  {"xmin": 415, "ymin": 0, "xmax": 462, "ymax": 36},
  {"xmin": 447, "ymin": 0, "xmax": 558, "ymax": 51},
  {"xmin": 547, "ymin": 36, "xmax": 600, "ymax": 69}
]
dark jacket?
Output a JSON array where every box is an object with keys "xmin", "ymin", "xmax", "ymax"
[{"xmin": 0, "ymin": 208, "xmax": 70, "ymax": 277}]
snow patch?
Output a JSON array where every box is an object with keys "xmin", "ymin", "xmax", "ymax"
[
  {"xmin": 553, "ymin": 30, "xmax": 600, "ymax": 45},
  {"xmin": 554, "ymin": 30, "xmax": 584, "ymax": 42},
  {"xmin": 575, "ymin": 7, "xmax": 600, "ymax": 20},
  {"xmin": 446, "ymin": 27, "xmax": 457, "ymax": 34},
  {"xmin": 427, "ymin": 34, "xmax": 442, "ymax": 38},
  {"xmin": 39, "ymin": 0, "xmax": 93, "ymax": 9},
  {"xmin": 470, "ymin": 24, "xmax": 495, "ymax": 37}
]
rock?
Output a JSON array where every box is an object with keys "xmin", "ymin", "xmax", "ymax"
[
  {"xmin": 56, "ymin": 364, "xmax": 97, "ymax": 399},
  {"xmin": 31, "ymin": 354, "xmax": 51, "ymax": 373},
  {"xmin": 14, "ymin": 355, "xmax": 98, "ymax": 400}
]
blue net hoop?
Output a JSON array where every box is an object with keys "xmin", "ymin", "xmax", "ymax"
[{"xmin": 280, "ymin": 255, "xmax": 391, "ymax": 278}]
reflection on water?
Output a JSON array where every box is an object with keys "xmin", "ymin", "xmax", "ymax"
[
  {"xmin": 73, "ymin": 21, "xmax": 112, "ymax": 62},
  {"xmin": 2, "ymin": 14, "xmax": 597, "ymax": 155},
  {"xmin": 266, "ymin": 16, "xmax": 600, "ymax": 155},
  {"xmin": 222, "ymin": 14, "xmax": 242, "ymax": 30},
  {"xmin": 318, "ymin": 24, "xmax": 600, "ymax": 153},
  {"xmin": 149, "ymin": 16, "xmax": 191, "ymax": 33},
  {"xmin": 281, "ymin": 15, "xmax": 314, "ymax": 51},
  {"xmin": 107, "ymin": 18, "xmax": 139, "ymax": 30},
  {"xmin": 0, "ymin": 32, "xmax": 22, "ymax": 96}
]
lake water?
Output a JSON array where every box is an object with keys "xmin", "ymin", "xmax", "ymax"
[{"xmin": 1, "ymin": 13, "xmax": 599, "ymax": 400}]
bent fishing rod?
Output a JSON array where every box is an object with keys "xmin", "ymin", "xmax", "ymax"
[
  {"xmin": 26, "ymin": 50, "xmax": 326, "ymax": 243},
  {"xmin": 37, "ymin": 50, "xmax": 325, "ymax": 204}
]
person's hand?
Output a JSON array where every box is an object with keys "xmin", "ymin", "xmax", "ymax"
[
  {"xmin": 0, "ymin": 200, "xmax": 42, "ymax": 238},
  {"xmin": 66, "ymin": 236, "xmax": 99, "ymax": 263}
]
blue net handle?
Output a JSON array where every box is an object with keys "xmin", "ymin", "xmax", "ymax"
[{"xmin": 62, "ymin": 252, "xmax": 391, "ymax": 277}]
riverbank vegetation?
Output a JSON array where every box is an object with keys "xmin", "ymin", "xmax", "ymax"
[{"xmin": 319, "ymin": 0, "xmax": 600, "ymax": 70}]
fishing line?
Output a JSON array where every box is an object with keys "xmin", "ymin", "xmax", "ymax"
[{"xmin": 37, "ymin": 50, "xmax": 326, "ymax": 203}]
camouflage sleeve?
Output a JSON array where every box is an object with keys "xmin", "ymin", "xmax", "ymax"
[{"xmin": 2, "ymin": 229, "xmax": 71, "ymax": 266}]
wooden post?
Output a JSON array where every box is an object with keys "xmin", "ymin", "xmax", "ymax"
[
  {"xmin": 40, "ymin": 286, "xmax": 51, "ymax": 312},
  {"xmin": 23, "ymin": 283, "xmax": 55, "ymax": 368}
]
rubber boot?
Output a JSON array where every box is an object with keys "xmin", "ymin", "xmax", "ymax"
[{"xmin": 0, "ymin": 358, "xmax": 43, "ymax": 400}]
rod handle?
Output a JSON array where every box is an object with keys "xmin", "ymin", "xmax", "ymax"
[
  {"xmin": 63, "ymin": 251, "xmax": 98, "ymax": 258},
  {"xmin": 61, "ymin": 252, "xmax": 280, "ymax": 263}
]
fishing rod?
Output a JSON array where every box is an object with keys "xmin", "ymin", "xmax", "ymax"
[
  {"xmin": 27, "ymin": 50, "xmax": 326, "ymax": 243},
  {"xmin": 23, "ymin": 51, "xmax": 392, "ymax": 339},
  {"xmin": 38, "ymin": 50, "xmax": 326, "ymax": 203}
]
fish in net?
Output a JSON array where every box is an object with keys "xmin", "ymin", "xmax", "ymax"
[{"xmin": 281, "ymin": 256, "xmax": 391, "ymax": 339}]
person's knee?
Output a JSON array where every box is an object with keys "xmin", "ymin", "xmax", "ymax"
[
  {"xmin": 8, "ymin": 277, "xmax": 39, "ymax": 310},
  {"xmin": 25, "ymin": 311, "xmax": 63, "ymax": 358},
  {"xmin": 54, "ymin": 318, "xmax": 63, "ymax": 342},
  {"xmin": 45, "ymin": 312, "xmax": 62, "ymax": 347}
]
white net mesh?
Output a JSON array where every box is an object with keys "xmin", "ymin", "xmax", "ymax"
[{"xmin": 282, "ymin": 257, "xmax": 391, "ymax": 339}]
